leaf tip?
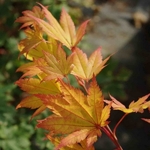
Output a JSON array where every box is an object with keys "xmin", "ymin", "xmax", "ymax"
[{"xmin": 16, "ymin": 104, "xmax": 21, "ymax": 109}]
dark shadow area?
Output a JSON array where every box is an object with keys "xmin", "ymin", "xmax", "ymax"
[
  {"xmin": 95, "ymin": 18, "xmax": 150, "ymax": 150},
  {"xmin": 115, "ymin": 22, "xmax": 150, "ymax": 150}
]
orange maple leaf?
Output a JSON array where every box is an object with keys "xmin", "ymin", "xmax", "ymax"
[
  {"xmin": 105, "ymin": 94, "xmax": 150, "ymax": 114},
  {"xmin": 15, "ymin": 5, "xmax": 46, "ymax": 29},
  {"xmin": 71, "ymin": 47, "xmax": 110, "ymax": 81},
  {"xmin": 16, "ymin": 95, "xmax": 46, "ymax": 119},
  {"xmin": 16, "ymin": 95, "xmax": 43, "ymax": 109},
  {"xmin": 18, "ymin": 27, "xmax": 58, "ymax": 60},
  {"xmin": 47, "ymin": 135, "xmax": 95, "ymax": 150},
  {"xmin": 36, "ymin": 78, "xmax": 110, "ymax": 149},
  {"xmin": 16, "ymin": 62, "xmax": 43, "ymax": 78},
  {"xmin": 36, "ymin": 46, "xmax": 74, "ymax": 80},
  {"xmin": 25, "ymin": 3, "xmax": 89, "ymax": 49},
  {"xmin": 16, "ymin": 78, "xmax": 60, "ymax": 117},
  {"xmin": 16, "ymin": 78, "xmax": 60, "ymax": 94}
]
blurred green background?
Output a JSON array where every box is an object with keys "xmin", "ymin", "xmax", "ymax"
[{"xmin": 1, "ymin": 0, "xmax": 150, "ymax": 150}]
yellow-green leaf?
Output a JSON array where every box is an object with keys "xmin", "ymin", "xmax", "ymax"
[
  {"xmin": 71, "ymin": 47, "xmax": 110, "ymax": 81},
  {"xmin": 37, "ymin": 47, "xmax": 74, "ymax": 80},
  {"xmin": 18, "ymin": 27, "xmax": 58, "ymax": 60},
  {"xmin": 16, "ymin": 78, "xmax": 60, "ymax": 94}
]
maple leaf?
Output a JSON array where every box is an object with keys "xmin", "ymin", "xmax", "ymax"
[
  {"xmin": 105, "ymin": 94, "xmax": 150, "ymax": 114},
  {"xmin": 16, "ymin": 95, "xmax": 42, "ymax": 109},
  {"xmin": 16, "ymin": 95, "xmax": 46, "ymax": 119},
  {"xmin": 26, "ymin": 3, "xmax": 89, "ymax": 49},
  {"xmin": 140, "ymin": 100, "xmax": 150, "ymax": 111},
  {"xmin": 141, "ymin": 118, "xmax": 150, "ymax": 124},
  {"xmin": 18, "ymin": 26, "xmax": 43, "ymax": 58},
  {"xmin": 47, "ymin": 135, "xmax": 95, "ymax": 150},
  {"xmin": 71, "ymin": 47, "xmax": 110, "ymax": 81},
  {"xmin": 36, "ymin": 78, "xmax": 110, "ymax": 149},
  {"xmin": 18, "ymin": 27, "xmax": 58, "ymax": 60},
  {"xmin": 16, "ymin": 62, "xmax": 43, "ymax": 78},
  {"xmin": 36, "ymin": 46, "xmax": 74, "ymax": 80},
  {"xmin": 15, "ymin": 5, "xmax": 45, "ymax": 29},
  {"xmin": 15, "ymin": 78, "xmax": 60, "ymax": 117},
  {"xmin": 16, "ymin": 78, "xmax": 60, "ymax": 94}
]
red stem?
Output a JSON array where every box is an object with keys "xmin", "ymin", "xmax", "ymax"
[
  {"xmin": 113, "ymin": 113, "xmax": 128, "ymax": 136},
  {"xmin": 102, "ymin": 125, "xmax": 123, "ymax": 150}
]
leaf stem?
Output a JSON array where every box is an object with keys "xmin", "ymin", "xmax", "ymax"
[
  {"xmin": 82, "ymin": 82, "xmax": 89, "ymax": 94},
  {"xmin": 113, "ymin": 113, "xmax": 128, "ymax": 135},
  {"xmin": 102, "ymin": 125, "xmax": 123, "ymax": 150},
  {"xmin": 65, "ymin": 76, "xmax": 70, "ymax": 84},
  {"xmin": 76, "ymin": 77, "xmax": 89, "ymax": 94}
]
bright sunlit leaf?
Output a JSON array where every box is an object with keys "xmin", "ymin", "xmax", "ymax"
[
  {"xmin": 16, "ymin": 78, "xmax": 60, "ymax": 94},
  {"xmin": 71, "ymin": 47, "xmax": 110, "ymax": 81},
  {"xmin": 37, "ymin": 46, "xmax": 74, "ymax": 80},
  {"xmin": 15, "ymin": 78, "xmax": 60, "ymax": 118},
  {"xmin": 16, "ymin": 62, "xmax": 43, "ymax": 78},
  {"xmin": 16, "ymin": 95, "xmax": 42, "ymax": 109},
  {"xmin": 25, "ymin": 3, "xmax": 89, "ymax": 49},
  {"xmin": 15, "ymin": 5, "xmax": 46, "ymax": 29},
  {"xmin": 16, "ymin": 95, "xmax": 46, "ymax": 118},
  {"xmin": 18, "ymin": 27, "xmax": 58, "ymax": 60},
  {"xmin": 36, "ymin": 78, "xmax": 110, "ymax": 149},
  {"xmin": 105, "ymin": 94, "xmax": 150, "ymax": 114}
]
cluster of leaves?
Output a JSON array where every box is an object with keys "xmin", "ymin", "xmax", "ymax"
[
  {"xmin": 15, "ymin": 3, "xmax": 150, "ymax": 150},
  {"xmin": 0, "ymin": 0, "xmax": 68, "ymax": 150}
]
